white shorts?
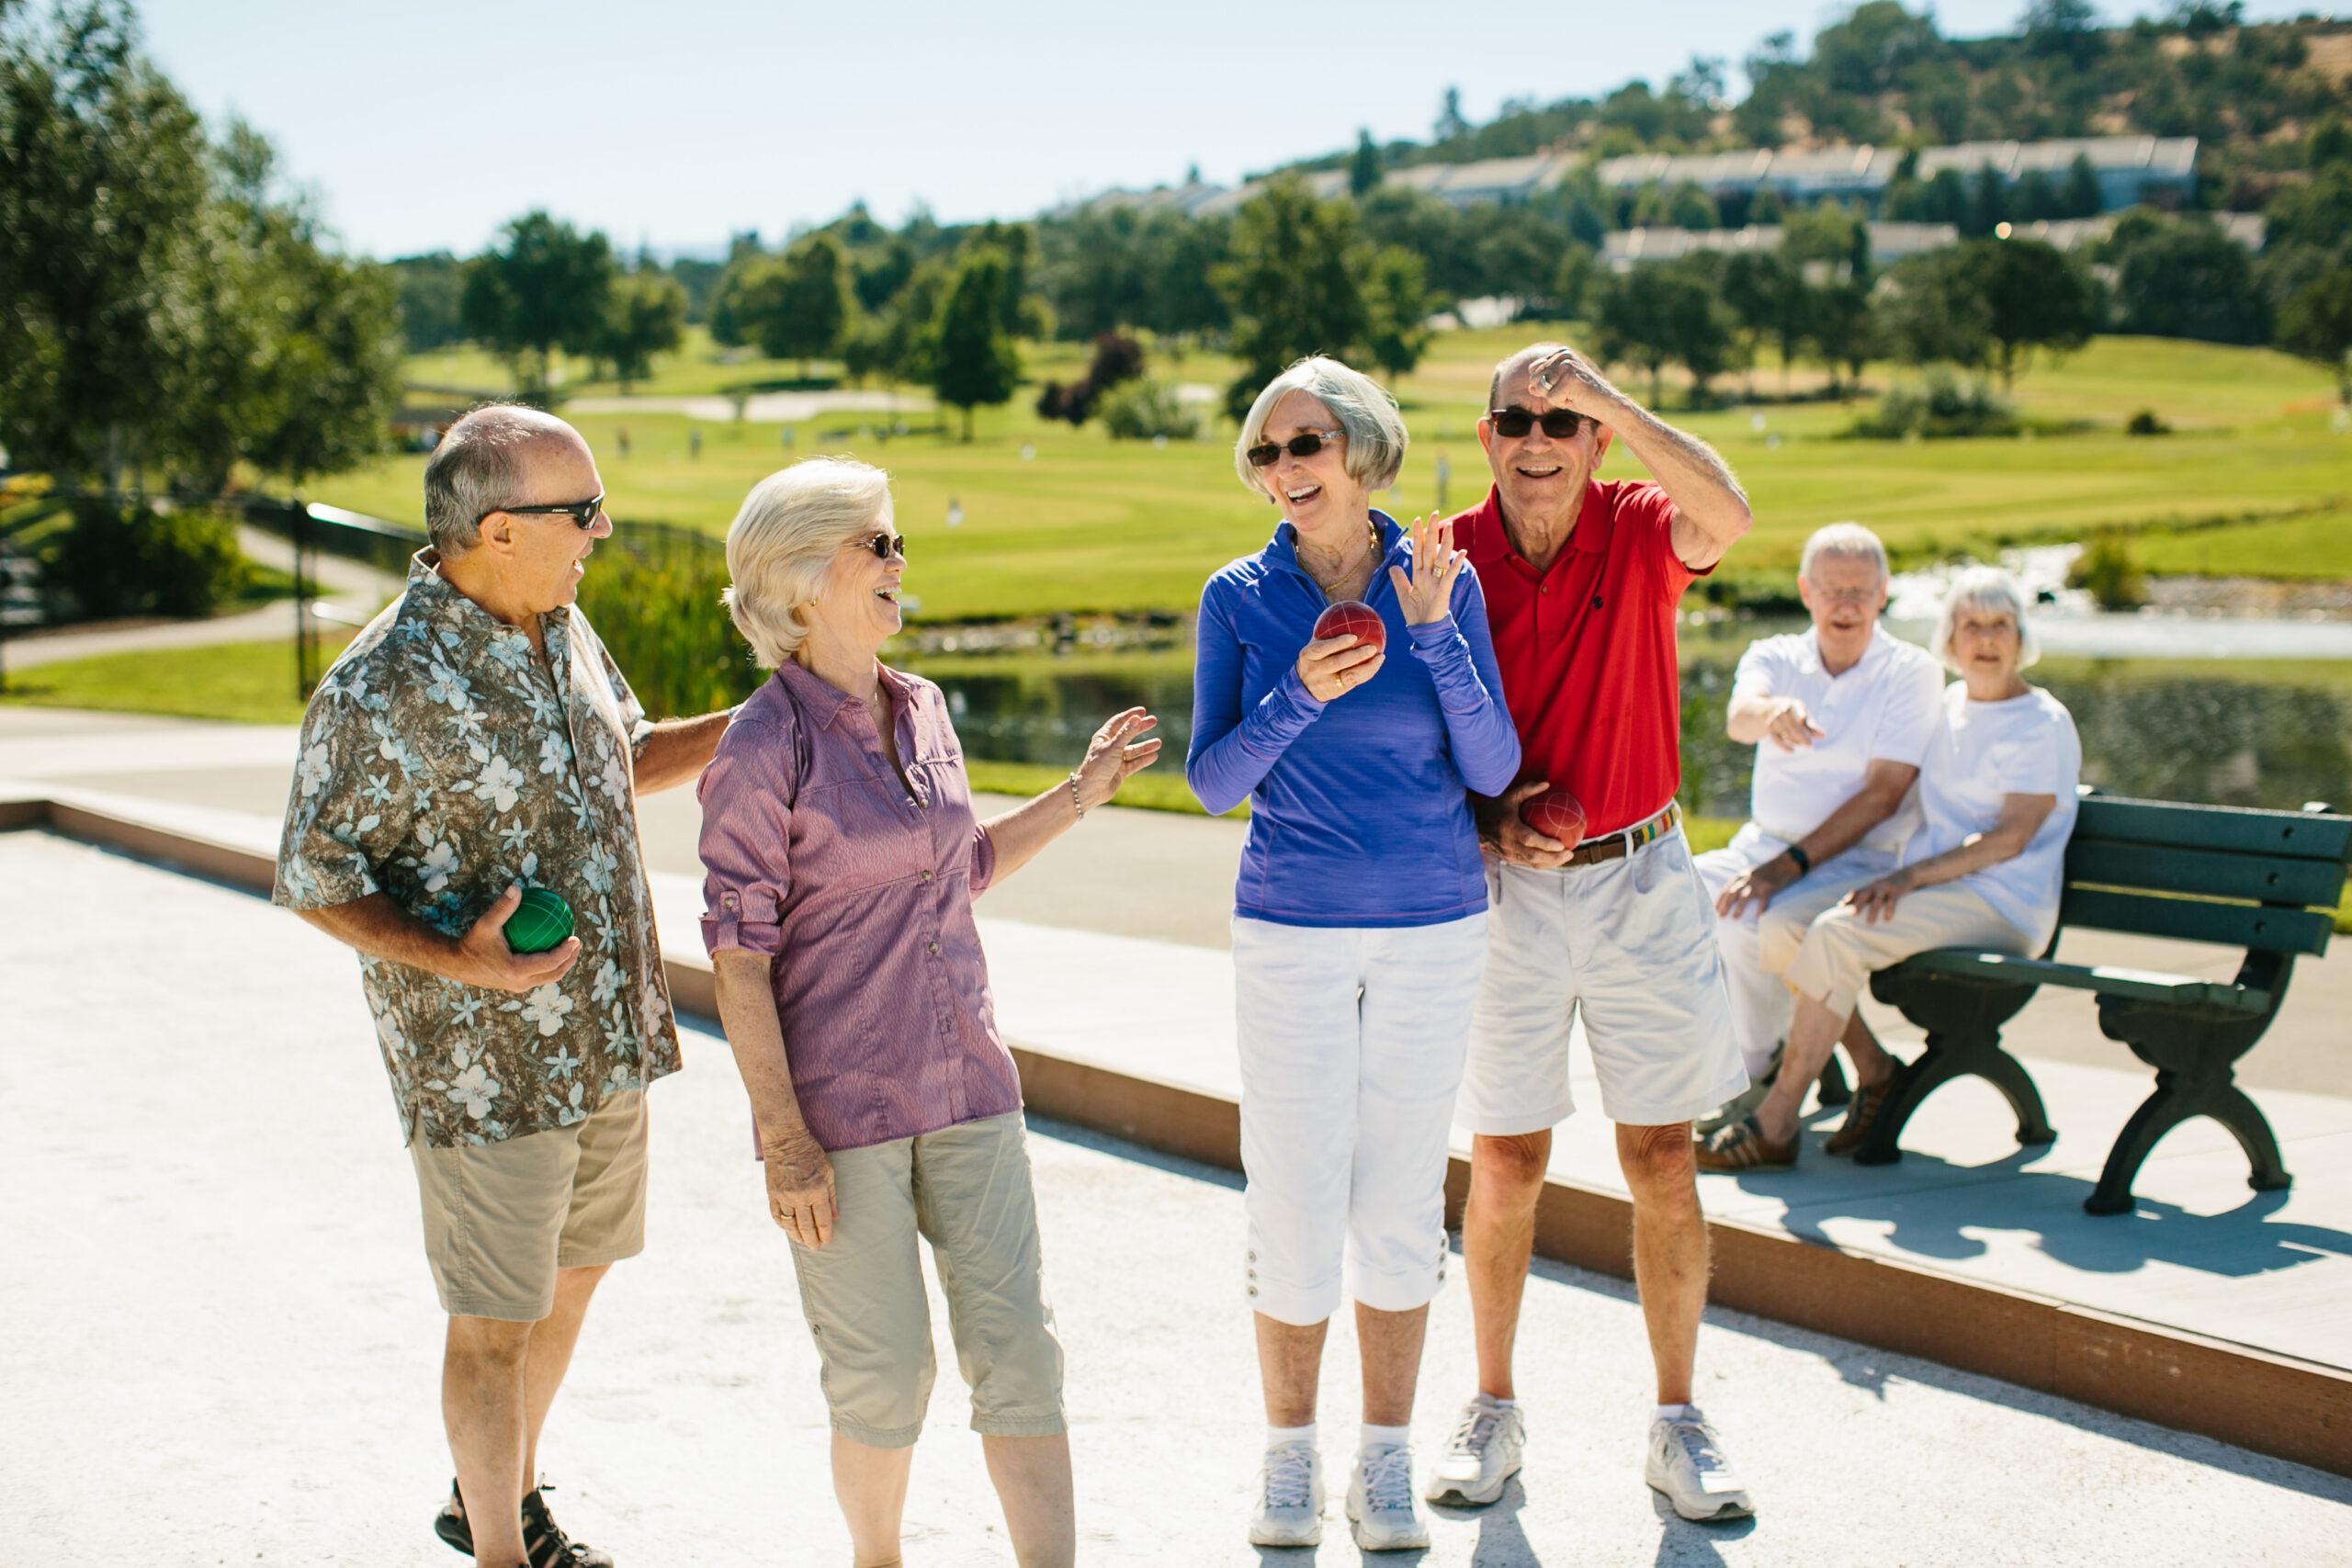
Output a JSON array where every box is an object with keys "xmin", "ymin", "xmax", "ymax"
[
  {"xmin": 1232, "ymin": 912, "xmax": 1488, "ymax": 1327},
  {"xmin": 1693, "ymin": 826, "xmax": 1904, "ymax": 1078},
  {"xmin": 1461, "ymin": 829, "xmax": 1747, "ymax": 1134}
]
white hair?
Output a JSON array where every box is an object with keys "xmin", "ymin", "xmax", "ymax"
[
  {"xmin": 1799, "ymin": 522, "xmax": 1889, "ymax": 582},
  {"xmin": 722, "ymin": 457, "xmax": 893, "ymax": 669},
  {"xmin": 1233, "ymin": 355, "xmax": 1408, "ymax": 496},
  {"xmin": 1929, "ymin": 565, "xmax": 2041, "ymax": 674}
]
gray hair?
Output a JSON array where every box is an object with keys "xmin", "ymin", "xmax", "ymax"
[
  {"xmin": 1233, "ymin": 355, "xmax": 1408, "ymax": 496},
  {"xmin": 422, "ymin": 405, "xmax": 575, "ymax": 556},
  {"xmin": 723, "ymin": 457, "xmax": 894, "ymax": 669},
  {"xmin": 1488, "ymin": 342, "xmax": 1570, "ymax": 409},
  {"xmin": 1929, "ymin": 565, "xmax": 2041, "ymax": 673},
  {"xmin": 1799, "ymin": 522, "xmax": 1890, "ymax": 583}
]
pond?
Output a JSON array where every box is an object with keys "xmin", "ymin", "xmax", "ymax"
[{"xmin": 899, "ymin": 623, "xmax": 2352, "ymax": 818}]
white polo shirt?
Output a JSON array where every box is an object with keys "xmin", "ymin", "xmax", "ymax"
[{"xmin": 1729, "ymin": 624, "xmax": 1945, "ymax": 853}]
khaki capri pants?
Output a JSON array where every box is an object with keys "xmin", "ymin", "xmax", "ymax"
[
  {"xmin": 789, "ymin": 1111, "xmax": 1066, "ymax": 1450},
  {"xmin": 1763, "ymin": 883, "xmax": 2033, "ymax": 1021}
]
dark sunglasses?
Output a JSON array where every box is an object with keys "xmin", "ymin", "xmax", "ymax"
[
  {"xmin": 477, "ymin": 493, "xmax": 605, "ymax": 530},
  {"xmin": 858, "ymin": 531, "xmax": 908, "ymax": 561},
  {"xmin": 1246, "ymin": 428, "xmax": 1345, "ymax": 468},
  {"xmin": 1487, "ymin": 407, "xmax": 1589, "ymax": 440}
]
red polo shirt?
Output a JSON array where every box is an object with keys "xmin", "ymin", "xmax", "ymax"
[{"xmin": 1452, "ymin": 479, "xmax": 1709, "ymax": 838}]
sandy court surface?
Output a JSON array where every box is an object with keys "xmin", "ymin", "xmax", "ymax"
[{"xmin": 5, "ymin": 829, "xmax": 2350, "ymax": 1565}]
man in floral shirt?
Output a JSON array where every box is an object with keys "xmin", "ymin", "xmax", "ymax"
[{"xmin": 275, "ymin": 406, "xmax": 729, "ymax": 1568}]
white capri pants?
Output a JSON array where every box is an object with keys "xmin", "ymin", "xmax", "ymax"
[
  {"xmin": 1232, "ymin": 912, "xmax": 1488, "ymax": 1327},
  {"xmin": 1693, "ymin": 828, "xmax": 1904, "ymax": 1079},
  {"xmin": 1769, "ymin": 882, "xmax": 2034, "ymax": 1021}
]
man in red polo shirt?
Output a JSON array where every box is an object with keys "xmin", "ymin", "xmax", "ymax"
[{"xmin": 1422, "ymin": 343, "xmax": 1758, "ymax": 1526}]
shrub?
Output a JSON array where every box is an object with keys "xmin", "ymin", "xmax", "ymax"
[
  {"xmin": 1036, "ymin": 332, "xmax": 1147, "ymax": 425},
  {"xmin": 573, "ymin": 536, "xmax": 761, "ymax": 718},
  {"xmin": 2125, "ymin": 408, "xmax": 2171, "ymax": 436},
  {"xmin": 1097, "ymin": 378, "xmax": 1204, "ymax": 442},
  {"xmin": 1848, "ymin": 370, "xmax": 2019, "ymax": 439},
  {"xmin": 2068, "ymin": 531, "xmax": 2146, "ymax": 610},
  {"xmin": 46, "ymin": 499, "xmax": 250, "ymax": 619}
]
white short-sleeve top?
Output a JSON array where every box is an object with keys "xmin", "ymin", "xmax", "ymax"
[
  {"xmin": 1916, "ymin": 682, "xmax": 2083, "ymax": 947},
  {"xmin": 1730, "ymin": 624, "xmax": 1945, "ymax": 852}
]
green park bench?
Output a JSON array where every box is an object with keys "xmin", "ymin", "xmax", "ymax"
[{"xmin": 1854, "ymin": 792, "xmax": 2352, "ymax": 1215}]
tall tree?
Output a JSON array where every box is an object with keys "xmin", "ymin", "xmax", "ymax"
[
  {"xmin": 1362, "ymin": 247, "xmax": 1435, "ymax": 382},
  {"xmin": 1882, "ymin": 249, "xmax": 1995, "ymax": 370},
  {"xmin": 761, "ymin": 233, "xmax": 853, "ymax": 376},
  {"xmin": 2275, "ymin": 261, "xmax": 2352, "ymax": 405},
  {"xmin": 595, "ymin": 270, "xmax": 688, "ymax": 391},
  {"xmin": 1973, "ymin": 237, "xmax": 2097, "ymax": 385},
  {"xmin": 2109, "ymin": 218, "xmax": 2267, "ymax": 344},
  {"xmin": 1349, "ymin": 130, "xmax": 1382, "ymax": 198},
  {"xmin": 460, "ymin": 210, "xmax": 615, "ymax": 395},
  {"xmin": 0, "ymin": 0, "xmax": 210, "ymax": 488},
  {"xmin": 1213, "ymin": 175, "xmax": 1370, "ymax": 420},
  {"xmin": 932, "ymin": 246, "xmax": 1020, "ymax": 441},
  {"xmin": 1591, "ymin": 260, "xmax": 1736, "ymax": 406},
  {"xmin": 389, "ymin": 253, "xmax": 467, "ymax": 351}
]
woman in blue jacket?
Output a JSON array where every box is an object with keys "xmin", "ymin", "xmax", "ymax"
[{"xmin": 1190, "ymin": 355, "xmax": 1520, "ymax": 1552}]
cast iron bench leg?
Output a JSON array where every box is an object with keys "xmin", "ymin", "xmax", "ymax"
[
  {"xmin": 1855, "ymin": 1026, "xmax": 2053, "ymax": 1166},
  {"xmin": 2084, "ymin": 1070, "xmax": 2292, "ymax": 1214}
]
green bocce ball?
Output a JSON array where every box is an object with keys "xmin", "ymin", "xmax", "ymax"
[{"xmin": 504, "ymin": 886, "xmax": 575, "ymax": 955}]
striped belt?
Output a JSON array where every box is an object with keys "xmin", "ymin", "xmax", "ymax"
[{"xmin": 1563, "ymin": 801, "xmax": 1682, "ymax": 869}]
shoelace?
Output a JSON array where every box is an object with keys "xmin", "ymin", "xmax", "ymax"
[
  {"xmin": 1361, "ymin": 1447, "xmax": 1416, "ymax": 1512},
  {"xmin": 1444, "ymin": 1405, "xmax": 1501, "ymax": 1458},
  {"xmin": 1261, "ymin": 1446, "xmax": 1317, "ymax": 1509},
  {"xmin": 1667, "ymin": 1418, "xmax": 1730, "ymax": 1478}
]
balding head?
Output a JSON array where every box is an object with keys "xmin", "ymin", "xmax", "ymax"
[
  {"xmin": 424, "ymin": 405, "xmax": 589, "ymax": 557},
  {"xmin": 1488, "ymin": 342, "xmax": 1572, "ymax": 410}
]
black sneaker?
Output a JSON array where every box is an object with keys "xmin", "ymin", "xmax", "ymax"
[{"xmin": 434, "ymin": 1479, "xmax": 616, "ymax": 1568}]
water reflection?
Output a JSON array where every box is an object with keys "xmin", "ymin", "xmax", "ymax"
[{"xmin": 902, "ymin": 637, "xmax": 2352, "ymax": 817}]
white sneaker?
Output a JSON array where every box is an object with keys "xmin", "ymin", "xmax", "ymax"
[
  {"xmin": 1248, "ymin": 1440, "xmax": 1324, "ymax": 1548},
  {"xmin": 1644, "ymin": 1408, "xmax": 1755, "ymax": 1522},
  {"xmin": 1347, "ymin": 1444, "xmax": 1430, "ymax": 1551},
  {"xmin": 1424, "ymin": 1394, "xmax": 1526, "ymax": 1506}
]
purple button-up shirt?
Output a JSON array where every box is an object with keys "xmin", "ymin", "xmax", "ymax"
[{"xmin": 697, "ymin": 660, "xmax": 1020, "ymax": 1154}]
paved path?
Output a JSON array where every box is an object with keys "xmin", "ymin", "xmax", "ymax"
[
  {"xmin": 6, "ymin": 829, "xmax": 2346, "ymax": 1565},
  {"xmin": 566, "ymin": 389, "xmax": 932, "ymax": 424},
  {"xmin": 2, "ymin": 525, "xmax": 401, "ymax": 671}
]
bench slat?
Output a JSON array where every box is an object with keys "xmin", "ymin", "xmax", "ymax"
[
  {"xmin": 2059, "ymin": 886, "xmax": 2335, "ymax": 956},
  {"xmin": 2075, "ymin": 796, "xmax": 2352, "ymax": 862},
  {"xmin": 1899, "ymin": 949, "xmax": 2272, "ymax": 1014},
  {"xmin": 2065, "ymin": 840, "xmax": 2348, "ymax": 908}
]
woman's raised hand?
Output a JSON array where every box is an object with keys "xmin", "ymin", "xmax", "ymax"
[
  {"xmin": 1073, "ymin": 706, "xmax": 1162, "ymax": 810},
  {"xmin": 1389, "ymin": 513, "xmax": 1467, "ymax": 627}
]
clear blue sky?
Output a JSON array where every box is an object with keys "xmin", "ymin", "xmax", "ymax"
[{"xmin": 133, "ymin": 0, "xmax": 2331, "ymax": 259}]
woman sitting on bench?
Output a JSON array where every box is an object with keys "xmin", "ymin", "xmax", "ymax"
[{"xmin": 1696, "ymin": 566, "xmax": 2082, "ymax": 1171}]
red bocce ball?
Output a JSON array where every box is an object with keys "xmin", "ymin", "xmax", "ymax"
[
  {"xmin": 1312, "ymin": 599, "xmax": 1386, "ymax": 654},
  {"xmin": 1519, "ymin": 786, "xmax": 1588, "ymax": 847}
]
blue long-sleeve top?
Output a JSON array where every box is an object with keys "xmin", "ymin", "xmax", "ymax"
[{"xmin": 1187, "ymin": 511, "xmax": 1521, "ymax": 929}]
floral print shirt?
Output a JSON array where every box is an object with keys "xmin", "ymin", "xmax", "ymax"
[{"xmin": 274, "ymin": 550, "xmax": 682, "ymax": 1147}]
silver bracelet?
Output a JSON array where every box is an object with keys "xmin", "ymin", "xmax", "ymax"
[{"xmin": 1068, "ymin": 770, "xmax": 1086, "ymax": 819}]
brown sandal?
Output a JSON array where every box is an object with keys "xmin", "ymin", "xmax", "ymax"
[
  {"xmin": 1694, "ymin": 1115, "xmax": 1798, "ymax": 1173},
  {"xmin": 1824, "ymin": 1072, "xmax": 1900, "ymax": 1156}
]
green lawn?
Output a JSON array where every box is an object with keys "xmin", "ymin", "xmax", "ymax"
[
  {"xmin": 0, "ymin": 634, "xmax": 352, "ymax": 724},
  {"xmin": 323, "ymin": 331, "xmax": 2347, "ymax": 621}
]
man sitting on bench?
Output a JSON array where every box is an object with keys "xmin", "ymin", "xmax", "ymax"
[
  {"xmin": 1694, "ymin": 523, "xmax": 1943, "ymax": 1142},
  {"xmin": 1697, "ymin": 566, "xmax": 2081, "ymax": 1172}
]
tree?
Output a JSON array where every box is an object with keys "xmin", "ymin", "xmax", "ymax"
[
  {"xmin": 460, "ymin": 210, "xmax": 614, "ymax": 395},
  {"xmin": 1881, "ymin": 250, "xmax": 1994, "ymax": 370},
  {"xmin": 2265, "ymin": 168, "xmax": 2352, "ymax": 254},
  {"xmin": 389, "ymin": 253, "xmax": 467, "ymax": 351},
  {"xmin": 1973, "ymin": 237, "xmax": 2097, "ymax": 385},
  {"xmin": 1363, "ymin": 247, "xmax": 1434, "ymax": 381},
  {"xmin": 0, "ymin": 0, "xmax": 211, "ymax": 488},
  {"xmin": 762, "ymin": 233, "xmax": 853, "ymax": 376},
  {"xmin": 1213, "ymin": 175, "xmax": 1370, "ymax": 420},
  {"xmin": 2276, "ymin": 261, "xmax": 2352, "ymax": 405},
  {"xmin": 1434, "ymin": 85, "xmax": 1469, "ymax": 142},
  {"xmin": 1349, "ymin": 130, "xmax": 1382, "ymax": 199},
  {"xmin": 1553, "ymin": 243, "xmax": 1598, "ymax": 322},
  {"xmin": 595, "ymin": 270, "xmax": 687, "ymax": 391},
  {"xmin": 2023, "ymin": 0, "xmax": 2102, "ymax": 67},
  {"xmin": 1149, "ymin": 213, "xmax": 1230, "ymax": 342},
  {"xmin": 1591, "ymin": 259, "xmax": 1737, "ymax": 406},
  {"xmin": 2109, "ymin": 218, "xmax": 2267, "ymax": 343},
  {"xmin": 932, "ymin": 246, "xmax": 1020, "ymax": 440},
  {"xmin": 2062, "ymin": 153, "xmax": 2104, "ymax": 219},
  {"xmin": 1807, "ymin": 279, "xmax": 1881, "ymax": 394}
]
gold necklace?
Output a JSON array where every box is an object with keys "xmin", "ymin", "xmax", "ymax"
[{"xmin": 1301, "ymin": 517, "xmax": 1381, "ymax": 601}]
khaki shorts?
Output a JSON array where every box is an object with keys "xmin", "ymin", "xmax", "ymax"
[
  {"xmin": 790, "ymin": 1111, "xmax": 1066, "ymax": 1450},
  {"xmin": 1771, "ymin": 883, "xmax": 2032, "ymax": 1020},
  {"xmin": 409, "ymin": 1090, "xmax": 649, "ymax": 1322}
]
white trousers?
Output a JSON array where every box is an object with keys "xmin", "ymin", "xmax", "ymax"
[
  {"xmin": 1692, "ymin": 825, "xmax": 1905, "ymax": 1078},
  {"xmin": 1231, "ymin": 912, "xmax": 1488, "ymax": 1327}
]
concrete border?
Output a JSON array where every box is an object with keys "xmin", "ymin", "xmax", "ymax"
[{"xmin": 8, "ymin": 792, "xmax": 2348, "ymax": 1481}]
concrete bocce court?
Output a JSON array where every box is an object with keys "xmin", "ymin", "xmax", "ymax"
[{"xmin": 5, "ymin": 705, "xmax": 2352, "ymax": 1565}]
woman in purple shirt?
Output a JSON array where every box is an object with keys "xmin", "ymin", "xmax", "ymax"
[
  {"xmin": 1190, "ymin": 356, "xmax": 1520, "ymax": 1551},
  {"xmin": 698, "ymin": 457, "xmax": 1158, "ymax": 1568}
]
